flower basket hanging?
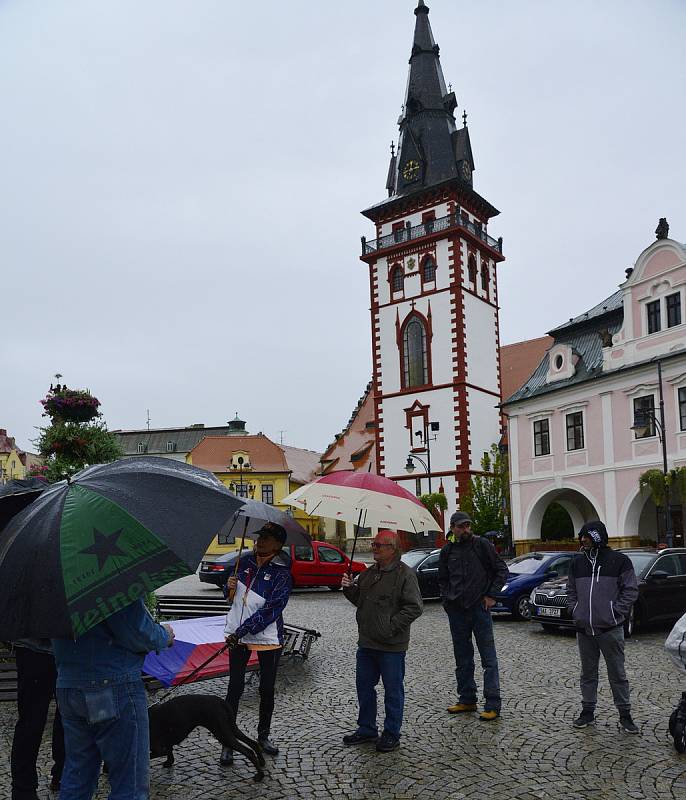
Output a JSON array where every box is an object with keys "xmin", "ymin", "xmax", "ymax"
[{"xmin": 41, "ymin": 389, "xmax": 101, "ymax": 423}]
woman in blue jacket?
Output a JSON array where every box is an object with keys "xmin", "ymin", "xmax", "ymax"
[{"xmin": 221, "ymin": 524, "xmax": 292, "ymax": 764}]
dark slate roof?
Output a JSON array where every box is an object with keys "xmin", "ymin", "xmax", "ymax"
[
  {"xmin": 386, "ymin": 2, "xmax": 463, "ymax": 200},
  {"xmin": 504, "ymin": 291, "xmax": 624, "ymax": 405},
  {"xmin": 549, "ymin": 289, "xmax": 624, "ymax": 334},
  {"xmin": 112, "ymin": 425, "xmax": 242, "ymax": 456}
]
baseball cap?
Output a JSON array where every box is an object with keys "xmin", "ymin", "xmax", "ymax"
[{"xmin": 450, "ymin": 511, "xmax": 472, "ymax": 527}]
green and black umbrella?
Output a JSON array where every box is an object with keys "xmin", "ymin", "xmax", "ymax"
[{"xmin": 0, "ymin": 457, "xmax": 244, "ymax": 640}]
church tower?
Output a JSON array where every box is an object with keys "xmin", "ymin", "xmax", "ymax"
[{"xmin": 360, "ymin": 0, "xmax": 505, "ymax": 522}]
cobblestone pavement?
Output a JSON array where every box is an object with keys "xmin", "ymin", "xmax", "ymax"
[{"xmin": 2, "ymin": 588, "xmax": 685, "ymax": 799}]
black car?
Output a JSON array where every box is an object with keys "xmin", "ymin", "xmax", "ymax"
[
  {"xmin": 400, "ymin": 548, "xmax": 441, "ymax": 600},
  {"xmin": 529, "ymin": 547, "xmax": 686, "ymax": 636}
]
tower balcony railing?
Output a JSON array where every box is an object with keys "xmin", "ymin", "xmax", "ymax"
[{"xmin": 361, "ymin": 211, "xmax": 503, "ymax": 256}]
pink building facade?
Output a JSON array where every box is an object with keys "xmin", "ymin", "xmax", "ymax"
[{"xmin": 503, "ymin": 224, "xmax": 686, "ymax": 551}]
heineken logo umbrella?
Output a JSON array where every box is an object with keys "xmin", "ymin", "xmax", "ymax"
[{"xmin": 0, "ymin": 457, "xmax": 244, "ymax": 640}]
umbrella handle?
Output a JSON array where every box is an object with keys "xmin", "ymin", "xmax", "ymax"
[
  {"xmin": 228, "ymin": 516, "xmax": 250, "ymax": 602},
  {"xmin": 348, "ymin": 508, "xmax": 366, "ymax": 575}
]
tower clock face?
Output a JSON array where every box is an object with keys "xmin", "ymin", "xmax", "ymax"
[
  {"xmin": 459, "ymin": 160, "xmax": 471, "ymax": 181},
  {"xmin": 402, "ymin": 160, "xmax": 420, "ymax": 181}
]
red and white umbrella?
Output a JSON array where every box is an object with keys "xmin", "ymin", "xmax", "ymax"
[{"xmin": 280, "ymin": 471, "xmax": 438, "ymax": 534}]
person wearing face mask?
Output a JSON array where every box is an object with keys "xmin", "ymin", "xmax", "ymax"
[
  {"xmin": 438, "ymin": 511, "xmax": 509, "ymax": 721},
  {"xmin": 340, "ymin": 530, "xmax": 423, "ymax": 753},
  {"xmin": 567, "ymin": 520, "xmax": 639, "ymax": 733},
  {"xmin": 221, "ymin": 523, "xmax": 292, "ymax": 764}
]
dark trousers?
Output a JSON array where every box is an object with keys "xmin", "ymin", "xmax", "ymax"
[
  {"xmin": 577, "ymin": 627, "xmax": 631, "ymax": 713},
  {"xmin": 11, "ymin": 647, "xmax": 65, "ymax": 800},
  {"xmin": 225, "ymin": 645, "xmax": 282, "ymax": 738},
  {"xmin": 445, "ymin": 602, "xmax": 501, "ymax": 712}
]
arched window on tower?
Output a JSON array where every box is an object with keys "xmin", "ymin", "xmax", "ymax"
[
  {"xmin": 421, "ymin": 255, "xmax": 436, "ymax": 283},
  {"xmin": 468, "ymin": 254, "xmax": 477, "ymax": 286},
  {"xmin": 402, "ymin": 314, "xmax": 429, "ymax": 388},
  {"xmin": 390, "ymin": 264, "xmax": 404, "ymax": 293},
  {"xmin": 481, "ymin": 262, "xmax": 490, "ymax": 293}
]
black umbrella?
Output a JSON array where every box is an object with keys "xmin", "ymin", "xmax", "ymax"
[
  {"xmin": 0, "ymin": 478, "xmax": 48, "ymax": 531},
  {"xmin": 221, "ymin": 498, "xmax": 311, "ymax": 601},
  {"xmin": 221, "ymin": 498, "xmax": 311, "ymax": 548},
  {"xmin": 0, "ymin": 457, "xmax": 244, "ymax": 640}
]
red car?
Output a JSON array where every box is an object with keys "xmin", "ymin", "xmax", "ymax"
[{"xmin": 199, "ymin": 541, "xmax": 367, "ymax": 590}]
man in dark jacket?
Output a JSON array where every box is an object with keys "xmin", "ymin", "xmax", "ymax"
[
  {"xmin": 439, "ymin": 511, "xmax": 508, "ymax": 721},
  {"xmin": 341, "ymin": 530, "xmax": 423, "ymax": 752},
  {"xmin": 567, "ymin": 520, "xmax": 639, "ymax": 733}
]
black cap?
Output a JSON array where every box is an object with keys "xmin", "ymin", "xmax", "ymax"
[
  {"xmin": 257, "ymin": 523, "xmax": 287, "ymax": 545},
  {"xmin": 450, "ymin": 511, "xmax": 472, "ymax": 526},
  {"xmin": 578, "ymin": 520, "xmax": 608, "ymax": 547}
]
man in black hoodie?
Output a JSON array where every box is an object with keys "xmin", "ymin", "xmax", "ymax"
[{"xmin": 567, "ymin": 520, "xmax": 639, "ymax": 733}]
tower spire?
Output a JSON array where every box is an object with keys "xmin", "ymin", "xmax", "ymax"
[{"xmin": 384, "ymin": 1, "xmax": 471, "ymax": 199}]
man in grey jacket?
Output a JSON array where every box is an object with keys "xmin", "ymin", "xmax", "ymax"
[
  {"xmin": 567, "ymin": 520, "xmax": 639, "ymax": 733},
  {"xmin": 341, "ymin": 530, "xmax": 423, "ymax": 752}
]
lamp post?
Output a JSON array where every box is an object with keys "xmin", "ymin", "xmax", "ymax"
[
  {"xmin": 631, "ymin": 359, "xmax": 673, "ymax": 548},
  {"xmin": 229, "ymin": 455, "xmax": 255, "ymax": 500},
  {"xmin": 404, "ymin": 420, "xmax": 439, "ymax": 493}
]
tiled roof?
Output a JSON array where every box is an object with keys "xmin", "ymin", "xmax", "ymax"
[
  {"xmin": 279, "ymin": 445, "xmax": 321, "ymax": 485},
  {"xmin": 189, "ymin": 435, "xmax": 290, "ymax": 474},
  {"xmin": 500, "ymin": 336, "xmax": 553, "ymax": 401},
  {"xmin": 504, "ymin": 291, "xmax": 624, "ymax": 405}
]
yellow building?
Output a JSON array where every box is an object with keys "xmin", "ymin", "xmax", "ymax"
[
  {"xmin": 187, "ymin": 434, "xmax": 321, "ymax": 560},
  {"xmin": 0, "ymin": 428, "xmax": 40, "ymax": 482}
]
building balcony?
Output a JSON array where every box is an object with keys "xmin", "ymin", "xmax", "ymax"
[{"xmin": 361, "ymin": 211, "xmax": 503, "ymax": 257}]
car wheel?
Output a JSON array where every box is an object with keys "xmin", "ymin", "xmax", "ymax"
[
  {"xmin": 513, "ymin": 594, "xmax": 532, "ymax": 621},
  {"xmin": 623, "ymin": 606, "xmax": 635, "ymax": 639}
]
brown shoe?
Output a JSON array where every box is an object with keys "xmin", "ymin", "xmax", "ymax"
[
  {"xmin": 447, "ymin": 703, "xmax": 477, "ymax": 714},
  {"xmin": 479, "ymin": 709, "xmax": 500, "ymax": 721}
]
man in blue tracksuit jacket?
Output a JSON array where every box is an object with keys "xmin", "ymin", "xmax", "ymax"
[
  {"xmin": 52, "ymin": 600, "xmax": 173, "ymax": 800},
  {"xmin": 567, "ymin": 520, "xmax": 639, "ymax": 733},
  {"xmin": 221, "ymin": 523, "xmax": 292, "ymax": 764}
]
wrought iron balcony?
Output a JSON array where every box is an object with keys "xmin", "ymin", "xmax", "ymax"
[{"xmin": 361, "ymin": 211, "xmax": 503, "ymax": 256}]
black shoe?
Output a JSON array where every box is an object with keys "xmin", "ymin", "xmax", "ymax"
[
  {"xmin": 258, "ymin": 736, "xmax": 279, "ymax": 756},
  {"xmin": 573, "ymin": 710, "xmax": 595, "ymax": 728},
  {"xmin": 342, "ymin": 730, "xmax": 378, "ymax": 745},
  {"xmin": 375, "ymin": 732, "xmax": 400, "ymax": 752},
  {"xmin": 219, "ymin": 746, "xmax": 234, "ymax": 766},
  {"xmin": 619, "ymin": 715, "xmax": 639, "ymax": 734}
]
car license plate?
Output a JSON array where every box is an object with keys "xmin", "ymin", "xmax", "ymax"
[{"xmin": 538, "ymin": 607, "xmax": 561, "ymax": 617}]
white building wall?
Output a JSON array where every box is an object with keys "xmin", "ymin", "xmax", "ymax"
[
  {"xmin": 463, "ymin": 293, "xmax": 499, "ymax": 393},
  {"xmin": 467, "ymin": 388, "xmax": 501, "ymax": 471}
]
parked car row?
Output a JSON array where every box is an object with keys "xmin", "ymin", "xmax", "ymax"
[
  {"xmin": 199, "ymin": 541, "xmax": 366, "ymax": 590},
  {"xmin": 529, "ymin": 547, "xmax": 686, "ymax": 637}
]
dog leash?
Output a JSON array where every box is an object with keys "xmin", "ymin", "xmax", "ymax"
[{"xmin": 151, "ymin": 643, "xmax": 230, "ymax": 706}]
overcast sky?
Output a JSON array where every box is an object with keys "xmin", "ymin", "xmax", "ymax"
[{"xmin": 1, "ymin": 0, "xmax": 684, "ymax": 455}]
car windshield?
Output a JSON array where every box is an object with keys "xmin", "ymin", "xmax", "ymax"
[
  {"xmin": 402, "ymin": 551, "xmax": 432, "ymax": 569},
  {"xmin": 506, "ymin": 554, "xmax": 545, "ymax": 574},
  {"xmin": 627, "ymin": 552, "xmax": 656, "ymax": 576}
]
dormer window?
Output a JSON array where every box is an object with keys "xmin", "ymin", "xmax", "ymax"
[
  {"xmin": 166, "ymin": 441, "xmax": 176, "ymax": 453},
  {"xmin": 647, "ymin": 300, "xmax": 661, "ymax": 334},
  {"xmin": 667, "ymin": 293, "xmax": 682, "ymax": 328},
  {"xmin": 137, "ymin": 442, "xmax": 147, "ymax": 454}
]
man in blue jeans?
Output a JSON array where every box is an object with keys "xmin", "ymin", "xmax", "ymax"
[
  {"xmin": 52, "ymin": 600, "xmax": 173, "ymax": 800},
  {"xmin": 341, "ymin": 530, "xmax": 423, "ymax": 752},
  {"xmin": 439, "ymin": 512, "xmax": 508, "ymax": 721}
]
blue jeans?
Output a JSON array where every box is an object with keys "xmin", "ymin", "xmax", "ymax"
[
  {"xmin": 446, "ymin": 602, "xmax": 501, "ymax": 712},
  {"xmin": 56, "ymin": 680, "xmax": 150, "ymax": 800},
  {"xmin": 355, "ymin": 648, "xmax": 406, "ymax": 740}
]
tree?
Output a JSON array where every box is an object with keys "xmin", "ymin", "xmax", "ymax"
[
  {"xmin": 460, "ymin": 444, "xmax": 508, "ymax": 537},
  {"xmin": 36, "ymin": 376, "xmax": 122, "ymax": 483},
  {"xmin": 420, "ymin": 492, "xmax": 448, "ymax": 524}
]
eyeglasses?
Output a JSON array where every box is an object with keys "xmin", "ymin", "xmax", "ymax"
[{"xmin": 371, "ymin": 542, "xmax": 393, "ymax": 550}]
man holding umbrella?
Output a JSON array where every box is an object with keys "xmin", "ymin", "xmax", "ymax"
[{"xmin": 222, "ymin": 522, "xmax": 292, "ymax": 764}]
